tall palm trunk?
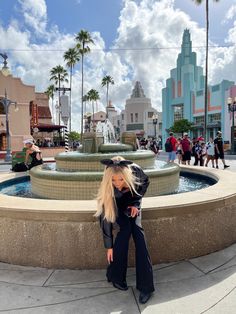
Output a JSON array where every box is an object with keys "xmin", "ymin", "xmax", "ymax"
[
  {"xmin": 52, "ymin": 94, "xmax": 54, "ymax": 124},
  {"xmin": 80, "ymin": 45, "xmax": 84, "ymax": 137},
  {"xmin": 204, "ymin": 0, "xmax": 209, "ymax": 141},
  {"xmin": 69, "ymin": 66, "xmax": 72, "ymax": 132},
  {"xmin": 92, "ymin": 100, "xmax": 95, "ymax": 131},
  {"xmin": 58, "ymin": 74, "xmax": 61, "ymax": 126},
  {"xmin": 106, "ymin": 83, "xmax": 109, "ymax": 118}
]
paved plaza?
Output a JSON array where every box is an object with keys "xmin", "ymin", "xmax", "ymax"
[{"xmin": 0, "ymin": 154, "xmax": 235, "ymax": 313}]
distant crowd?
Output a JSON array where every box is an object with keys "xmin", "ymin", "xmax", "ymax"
[
  {"xmin": 137, "ymin": 137, "xmax": 162, "ymax": 155},
  {"xmin": 164, "ymin": 131, "xmax": 230, "ymax": 169}
]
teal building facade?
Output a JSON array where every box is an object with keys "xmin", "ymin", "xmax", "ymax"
[{"xmin": 162, "ymin": 29, "xmax": 234, "ymax": 143}]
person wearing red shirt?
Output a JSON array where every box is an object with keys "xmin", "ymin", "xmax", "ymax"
[
  {"xmin": 180, "ymin": 133, "xmax": 192, "ymax": 165},
  {"xmin": 167, "ymin": 132, "xmax": 177, "ymax": 163}
]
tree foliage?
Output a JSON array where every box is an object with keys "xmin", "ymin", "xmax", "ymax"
[
  {"xmin": 170, "ymin": 119, "xmax": 194, "ymax": 135},
  {"xmin": 101, "ymin": 75, "xmax": 114, "ymax": 114},
  {"xmin": 68, "ymin": 131, "xmax": 80, "ymax": 142}
]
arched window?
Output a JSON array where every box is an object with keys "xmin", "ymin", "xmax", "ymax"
[{"xmin": 0, "ymin": 101, "xmax": 5, "ymax": 114}]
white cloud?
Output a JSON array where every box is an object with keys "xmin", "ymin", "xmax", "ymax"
[
  {"xmin": 221, "ymin": 4, "xmax": 236, "ymax": 24},
  {"xmin": 18, "ymin": 0, "xmax": 47, "ymax": 35}
]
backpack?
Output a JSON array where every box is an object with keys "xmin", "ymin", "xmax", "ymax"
[{"xmin": 165, "ymin": 138, "xmax": 173, "ymax": 152}]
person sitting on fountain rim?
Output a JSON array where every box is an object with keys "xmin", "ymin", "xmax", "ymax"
[
  {"xmin": 24, "ymin": 139, "xmax": 43, "ymax": 170},
  {"xmin": 94, "ymin": 156, "xmax": 155, "ymax": 304}
]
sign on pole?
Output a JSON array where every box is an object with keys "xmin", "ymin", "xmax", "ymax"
[
  {"xmin": 60, "ymin": 95, "xmax": 69, "ymax": 119},
  {"xmin": 60, "ymin": 95, "xmax": 69, "ymax": 152}
]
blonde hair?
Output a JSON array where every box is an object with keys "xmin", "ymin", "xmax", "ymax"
[{"xmin": 95, "ymin": 156, "xmax": 140, "ymax": 223}]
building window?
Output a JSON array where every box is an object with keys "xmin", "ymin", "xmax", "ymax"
[
  {"xmin": 0, "ymin": 102, "xmax": 5, "ymax": 114},
  {"xmin": 131, "ymin": 113, "xmax": 133, "ymax": 123},
  {"xmin": 148, "ymin": 112, "xmax": 153, "ymax": 118},
  {"xmin": 194, "ymin": 116, "xmax": 204, "ymax": 124},
  {"xmin": 208, "ymin": 113, "xmax": 221, "ymax": 123},
  {"xmin": 135, "ymin": 113, "xmax": 138, "ymax": 122},
  {"xmin": 121, "ymin": 114, "xmax": 124, "ymax": 120},
  {"xmin": 212, "ymin": 84, "xmax": 220, "ymax": 92},
  {"xmin": 196, "ymin": 90, "xmax": 203, "ymax": 96},
  {"xmin": 173, "ymin": 105, "xmax": 183, "ymax": 121}
]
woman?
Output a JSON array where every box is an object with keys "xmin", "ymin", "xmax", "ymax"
[
  {"xmin": 24, "ymin": 139, "xmax": 43, "ymax": 169},
  {"xmin": 95, "ymin": 156, "xmax": 154, "ymax": 304}
]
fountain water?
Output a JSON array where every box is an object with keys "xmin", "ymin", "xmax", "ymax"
[{"xmin": 96, "ymin": 119, "xmax": 116, "ymax": 143}]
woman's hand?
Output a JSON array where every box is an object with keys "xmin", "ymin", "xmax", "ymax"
[
  {"xmin": 107, "ymin": 248, "xmax": 113, "ymax": 264},
  {"xmin": 128, "ymin": 206, "xmax": 139, "ymax": 218}
]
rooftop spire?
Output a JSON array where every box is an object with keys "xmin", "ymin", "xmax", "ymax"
[
  {"xmin": 181, "ymin": 29, "xmax": 192, "ymax": 58},
  {"xmin": 131, "ymin": 81, "xmax": 146, "ymax": 98}
]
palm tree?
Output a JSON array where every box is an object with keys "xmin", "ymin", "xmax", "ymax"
[
  {"xmin": 50, "ymin": 65, "xmax": 68, "ymax": 125},
  {"xmin": 83, "ymin": 94, "xmax": 89, "ymax": 114},
  {"xmin": 87, "ymin": 89, "xmax": 100, "ymax": 131},
  {"xmin": 45, "ymin": 84, "xmax": 55, "ymax": 123},
  {"xmin": 101, "ymin": 75, "xmax": 114, "ymax": 118},
  {"xmin": 193, "ymin": 0, "xmax": 219, "ymax": 140},
  {"xmin": 63, "ymin": 48, "xmax": 80, "ymax": 132},
  {"xmin": 75, "ymin": 30, "xmax": 94, "ymax": 137}
]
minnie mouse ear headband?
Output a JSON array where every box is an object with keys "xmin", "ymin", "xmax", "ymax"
[{"xmin": 100, "ymin": 159, "xmax": 133, "ymax": 168}]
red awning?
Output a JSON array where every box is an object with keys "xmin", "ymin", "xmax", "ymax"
[{"xmin": 34, "ymin": 124, "xmax": 66, "ymax": 132}]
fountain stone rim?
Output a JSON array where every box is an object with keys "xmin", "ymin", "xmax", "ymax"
[{"xmin": 0, "ymin": 166, "xmax": 235, "ymax": 268}]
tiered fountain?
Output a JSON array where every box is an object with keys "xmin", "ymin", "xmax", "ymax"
[{"xmin": 30, "ymin": 131, "xmax": 180, "ymax": 200}]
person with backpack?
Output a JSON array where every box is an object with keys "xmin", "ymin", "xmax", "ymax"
[{"xmin": 165, "ymin": 132, "xmax": 177, "ymax": 163}]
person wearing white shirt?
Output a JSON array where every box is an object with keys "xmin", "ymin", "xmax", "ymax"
[{"xmin": 205, "ymin": 138, "xmax": 215, "ymax": 168}]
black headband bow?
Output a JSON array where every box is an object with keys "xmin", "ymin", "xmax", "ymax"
[{"xmin": 100, "ymin": 159, "xmax": 133, "ymax": 168}]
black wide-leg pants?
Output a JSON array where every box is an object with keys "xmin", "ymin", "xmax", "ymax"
[{"xmin": 106, "ymin": 214, "xmax": 155, "ymax": 293}]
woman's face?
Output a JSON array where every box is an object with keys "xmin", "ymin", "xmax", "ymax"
[{"xmin": 112, "ymin": 174, "xmax": 126, "ymax": 191}]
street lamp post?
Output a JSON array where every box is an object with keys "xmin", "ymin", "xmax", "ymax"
[
  {"xmin": 152, "ymin": 113, "xmax": 158, "ymax": 138},
  {"xmin": 228, "ymin": 97, "xmax": 236, "ymax": 155},
  {"xmin": 0, "ymin": 53, "xmax": 10, "ymax": 76},
  {"xmin": 2, "ymin": 89, "xmax": 17, "ymax": 161}
]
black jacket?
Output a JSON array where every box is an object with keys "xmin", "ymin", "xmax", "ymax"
[{"xmin": 99, "ymin": 165, "xmax": 150, "ymax": 249}]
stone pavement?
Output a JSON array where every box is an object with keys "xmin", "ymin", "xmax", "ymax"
[
  {"xmin": 0, "ymin": 244, "xmax": 235, "ymax": 313},
  {"xmin": 0, "ymin": 156, "xmax": 235, "ymax": 313}
]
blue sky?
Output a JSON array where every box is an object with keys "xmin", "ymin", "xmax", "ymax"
[
  {"xmin": 1, "ymin": 0, "xmax": 234, "ymax": 47},
  {"xmin": 0, "ymin": 0, "xmax": 236, "ymax": 131}
]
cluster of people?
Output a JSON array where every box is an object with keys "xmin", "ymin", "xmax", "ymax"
[
  {"xmin": 165, "ymin": 131, "xmax": 230, "ymax": 169},
  {"xmin": 36, "ymin": 138, "xmax": 54, "ymax": 147},
  {"xmin": 138, "ymin": 137, "xmax": 161, "ymax": 155}
]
